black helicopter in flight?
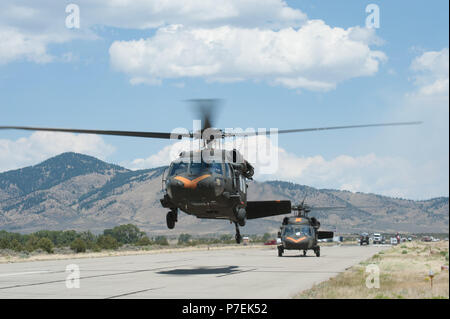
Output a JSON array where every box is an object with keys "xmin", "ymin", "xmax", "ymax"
[{"xmin": 0, "ymin": 100, "xmax": 421, "ymax": 243}]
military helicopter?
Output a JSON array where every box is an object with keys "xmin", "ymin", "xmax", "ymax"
[
  {"xmin": 0, "ymin": 100, "xmax": 421, "ymax": 243},
  {"xmin": 277, "ymin": 200, "xmax": 335, "ymax": 257}
]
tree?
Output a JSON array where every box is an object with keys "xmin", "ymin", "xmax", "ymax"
[
  {"xmin": 0, "ymin": 238, "xmax": 9, "ymax": 249},
  {"xmin": 37, "ymin": 238, "xmax": 54, "ymax": 254},
  {"xmin": 25, "ymin": 235, "xmax": 40, "ymax": 252},
  {"xmin": 103, "ymin": 224, "xmax": 146, "ymax": 245},
  {"xmin": 10, "ymin": 239, "xmax": 24, "ymax": 252},
  {"xmin": 78, "ymin": 231, "xmax": 97, "ymax": 249},
  {"xmin": 70, "ymin": 238, "xmax": 87, "ymax": 253},
  {"xmin": 262, "ymin": 233, "xmax": 272, "ymax": 242}
]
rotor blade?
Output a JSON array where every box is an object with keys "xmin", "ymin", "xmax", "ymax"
[
  {"xmin": 187, "ymin": 99, "xmax": 222, "ymax": 131},
  {"xmin": 223, "ymin": 121, "xmax": 422, "ymax": 137},
  {"xmin": 0, "ymin": 126, "xmax": 192, "ymax": 139}
]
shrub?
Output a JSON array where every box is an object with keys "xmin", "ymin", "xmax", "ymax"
[
  {"xmin": 97, "ymin": 235, "xmax": 120, "ymax": 250},
  {"xmin": 402, "ymin": 250, "xmax": 408, "ymax": 254},
  {"xmin": 178, "ymin": 233, "xmax": 192, "ymax": 245},
  {"xmin": 154, "ymin": 236, "xmax": 169, "ymax": 246},
  {"xmin": 37, "ymin": 238, "xmax": 54, "ymax": 254},
  {"xmin": 136, "ymin": 236, "xmax": 152, "ymax": 246},
  {"xmin": 70, "ymin": 238, "xmax": 87, "ymax": 253}
]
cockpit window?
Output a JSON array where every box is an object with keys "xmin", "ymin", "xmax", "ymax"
[
  {"xmin": 189, "ymin": 161, "xmax": 223, "ymax": 175},
  {"xmin": 283, "ymin": 225, "xmax": 311, "ymax": 236},
  {"xmin": 169, "ymin": 162, "xmax": 188, "ymax": 176}
]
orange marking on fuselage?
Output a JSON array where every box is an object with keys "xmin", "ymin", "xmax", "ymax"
[
  {"xmin": 174, "ymin": 175, "xmax": 211, "ymax": 189},
  {"xmin": 295, "ymin": 218, "xmax": 302, "ymax": 222},
  {"xmin": 286, "ymin": 236, "xmax": 307, "ymax": 243}
]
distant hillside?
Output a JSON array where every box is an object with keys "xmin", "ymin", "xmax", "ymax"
[{"xmin": 0, "ymin": 152, "xmax": 448, "ymax": 235}]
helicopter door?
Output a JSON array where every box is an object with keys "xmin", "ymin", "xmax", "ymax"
[
  {"xmin": 162, "ymin": 167, "xmax": 169, "ymax": 193},
  {"xmin": 239, "ymin": 175, "xmax": 246, "ymax": 194}
]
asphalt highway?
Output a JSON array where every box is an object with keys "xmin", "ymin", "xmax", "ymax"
[{"xmin": 0, "ymin": 244, "xmax": 386, "ymax": 298}]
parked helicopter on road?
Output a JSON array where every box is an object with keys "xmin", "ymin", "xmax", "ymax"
[{"xmin": 277, "ymin": 200, "xmax": 334, "ymax": 257}]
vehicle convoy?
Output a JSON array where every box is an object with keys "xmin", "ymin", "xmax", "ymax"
[
  {"xmin": 360, "ymin": 232, "xmax": 370, "ymax": 245},
  {"xmin": 277, "ymin": 201, "xmax": 334, "ymax": 257},
  {"xmin": 373, "ymin": 233, "xmax": 383, "ymax": 244},
  {"xmin": 0, "ymin": 100, "xmax": 421, "ymax": 244}
]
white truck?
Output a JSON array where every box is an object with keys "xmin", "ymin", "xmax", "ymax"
[{"xmin": 373, "ymin": 233, "xmax": 383, "ymax": 244}]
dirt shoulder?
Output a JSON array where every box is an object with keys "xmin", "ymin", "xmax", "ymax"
[{"xmin": 295, "ymin": 241, "xmax": 449, "ymax": 299}]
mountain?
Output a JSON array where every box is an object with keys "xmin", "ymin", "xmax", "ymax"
[{"xmin": 0, "ymin": 153, "xmax": 448, "ymax": 235}]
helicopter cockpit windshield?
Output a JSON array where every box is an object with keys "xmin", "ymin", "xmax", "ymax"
[
  {"xmin": 169, "ymin": 162, "xmax": 188, "ymax": 176},
  {"xmin": 168, "ymin": 160, "xmax": 223, "ymax": 177},
  {"xmin": 190, "ymin": 161, "xmax": 223, "ymax": 176},
  {"xmin": 283, "ymin": 225, "xmax": 312, "ymax": 237}
]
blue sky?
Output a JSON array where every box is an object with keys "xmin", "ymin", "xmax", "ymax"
[{"xmin": 0, "ymin": 0, "xmax": 448, "ymax": 200}]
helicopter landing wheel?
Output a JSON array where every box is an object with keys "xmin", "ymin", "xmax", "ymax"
[
  {"xmin": 314, "ymin": 247, "xmax": 320, "ymax": 257},
  {"xmin": 166, "ymin": 210, "xmax": 177, "ymax": 229},
  {"xmin": 236, "ymin": 208, "xmax": 246, "ymax": 227},
  {"xmin": 278, "ymin": 247, "xmax": 284, "ymax": 257},
  {"xmin": 234, "ymin": 222, "xmax": 242, "ymax": 244}
]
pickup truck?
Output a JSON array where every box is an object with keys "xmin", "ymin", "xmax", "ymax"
[{"xmin": 373, "ymin": 233, "xmax": 383, "ymax": 244}]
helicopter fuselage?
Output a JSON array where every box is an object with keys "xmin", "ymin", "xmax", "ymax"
[
  {"xmin": 277, "ymin": 216, "xmax": 333, "ymax": 257},
  {"xmin": 160, "ymin": 149, "xmax": 250, "ymax": 222}
]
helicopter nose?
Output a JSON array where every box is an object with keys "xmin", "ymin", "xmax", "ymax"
[
  {"xmin": 168, "ymin": 175, "xmax": 221, "ymax": 199},
  {"xmin": 173, "ymin": 175, "xmax": 211, "ymax": 189}
]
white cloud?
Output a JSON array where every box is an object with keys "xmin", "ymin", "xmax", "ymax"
[
  {"xmin": 85, "ymin": 0, "xmax": 307, "ymax": 29},
  {"xmin": 1, "ymin": 1, "xmax": 386, "ymax": 91},
  {"xmin": 410, "ymin": 48, "xmax": 449, "ymax": 98},
  {"xmin": 0, "ymin": 132, "xmax": 115, "ymax": 172},
  {"xmin": 0, "ymin": 27, "xmax": 53, "ymax": 64},
  {"xmin": 110, "ymin": 21, "xmax": 386, "ymax": 90},
  {"xmin": 0, "ymin": 0, "xmax": 306, "ymax": 64}
]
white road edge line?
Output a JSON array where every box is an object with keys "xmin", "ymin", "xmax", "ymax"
[{"xmin": 0, "ymin": 271, "xmax": 51, "ymax": 278}]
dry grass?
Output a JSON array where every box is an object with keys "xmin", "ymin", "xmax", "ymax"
[{"xmin": 295, "ymin": 241, "xmax": 449, "ymax": 299}]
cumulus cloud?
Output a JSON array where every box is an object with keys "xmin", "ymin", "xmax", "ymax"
[
  {"xmin": 0, "ymin": 27, "xmax": 53, "ymax": 64},
  {"xmin": 410, "ymin": 48, "xmax": 449, "ymax": 98},
  {"xmin": 0, "ymin": 2, "xmax": 94, "ymax": 64},
  {"xmin": 0, "ymin": 132, "xmax": 115, "ymax": 172},
  {"xmin": 0, "ymin": 0, "xmax": 306, "ymax": 64},
  {"xmin": 110, "ymin": 22, "xmax": 386, "ymax": 90},
  {"xmin": 1, "ymin": 1, "xmax": 385, "ymax": 91}
]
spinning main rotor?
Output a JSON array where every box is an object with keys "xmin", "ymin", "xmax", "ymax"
[{"xmin": 0, "ymin": 99, "xmax": 421, "ymax": 145}]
